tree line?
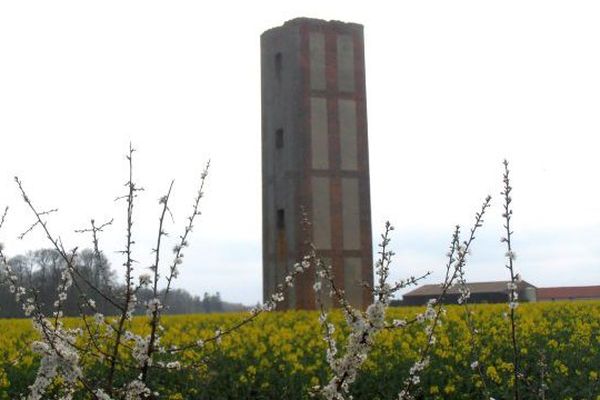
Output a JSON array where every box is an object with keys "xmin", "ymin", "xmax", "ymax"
[{"xmin": 0, "ymin": 248, "xmax": 241, "ymax": 318}]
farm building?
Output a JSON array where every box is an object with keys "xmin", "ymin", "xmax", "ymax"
[
  {"xmin": 401, "ymin": 280, "xmax": 537, "ymax": 306},
  {"xmin": 536, "ymin": 285, "xmax": 600, "ymax": 301}
]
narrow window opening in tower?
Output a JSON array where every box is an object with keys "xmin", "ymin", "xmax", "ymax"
[
  {"xmin": 276, "ymin": 209, "xmax": 285, "ymax": 230},
  {"xmin": 275, "ymin": 52, "xmax": 282, "ymax": 81},
  {"xmin": 275, "ymin": 128, "xmax": 284, "ymax": 149}
]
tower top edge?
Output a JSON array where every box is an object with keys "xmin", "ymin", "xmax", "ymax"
[{"xmin": 262, "ymin": 17, "xmax": 363, "ymax": 36}]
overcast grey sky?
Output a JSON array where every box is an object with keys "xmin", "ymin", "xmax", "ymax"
[{"xmin": 1, "ymin": 1, "xmax": 600, "ymax": 305}]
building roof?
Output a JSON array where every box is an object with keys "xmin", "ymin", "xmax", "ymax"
[
  {"xmin": 537, "ymin": 285, "xmax": 600, "ymax": 300},
  {"xmin": 403, "ymin": 280, "xmax": 536, "ymax": 297}
]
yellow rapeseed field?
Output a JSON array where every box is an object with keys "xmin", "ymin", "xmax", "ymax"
[{"xmin": 0, "ymin": 301, "xmax": 599, "ymax": 399}]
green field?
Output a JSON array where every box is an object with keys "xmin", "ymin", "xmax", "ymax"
[{"xmin": 0, "ymin": 302, "xmax": 599, "ymax": 399}]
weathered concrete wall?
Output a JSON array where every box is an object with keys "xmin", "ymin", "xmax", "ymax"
[
  {"xmin": 342, "ymin": 177, "xmax": 360, "ymax": 250},
  {"xmin": 309, "ymin": 32, "xmax": 326, "ymax": 90},
  {"xmin": 312, "ymin": 176, "xmax": 332, "ymax": 249},
  {"xmin": 261, "ymin": 22, "xmax": 304, "ymax": 307},
  {"xmin": 339, "ymin": 99, "xmax": 358, "ymax": 171},
  {"xmin": 262, "ymin": 18, "xmax": 373, "ymax": 310},
  {"xmin": 310, "ymin": 97, "xmax": 329, "ymax": 169},
  {"xmin": 344, "ymin": 257, "xmax": 363, "ymax": 307},
  {"xmin": 337, "ymin": 34, "xmax": 355, "ymax": 93}
]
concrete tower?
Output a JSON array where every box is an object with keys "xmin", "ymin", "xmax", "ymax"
[{"xmin": 261, "ymin": 18, "xmax": 372, "ymax": 310}]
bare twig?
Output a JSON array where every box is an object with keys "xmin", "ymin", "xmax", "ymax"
[
  {"xmin": 399, "ymin": 195, "xmax": 491, "ymax": 400},
  {"xmin": 140, "ymin": 180, "xmax": 174, "ymax": 382},
  {"xmin": 107, "ymin": 143, "xmax": 143, "ymax": 394},
  {"xmin": 163, "ymin": 161, "xmax": 210, "ymax": 302},
  {"xmin": 501, "ymin": 159, "xmax": 521, "ymax": 400}
]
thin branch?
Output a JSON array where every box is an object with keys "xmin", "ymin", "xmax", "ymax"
[
  {"xmin": 0, "ymin": 206, "xmax": 8, "ymax": 231},
  {"xmin": 141, "ymin": 180, "xmax": 174, "ymax": 382},
  {"xmin": 107, "ymin": 143, "xmax": 142, "ymax": 394},
  {"xmin": 399, "ymin": 195, "xmax": 491, "ymax": 399},
  {"xmin": 163, "ymin": 161, "xmax": 210, "ymax": 303},
  {"xmin": 502, "ymin": 159, "xmax": 521, "ymax": 400}
]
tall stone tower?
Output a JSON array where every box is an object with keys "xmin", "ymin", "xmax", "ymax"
[{"xmin": 261, "ymin": 18, "xmax": 373, "ymax": 310}]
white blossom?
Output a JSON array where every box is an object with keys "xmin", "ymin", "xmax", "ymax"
[
  {"xmin": 271, "ymin": 292, "xmax": 284, "ymax": 303},
  {"xmin": 285, "ymin": 275, "xmax": 293, "ymax": 287},
  {"xmin": 146, "ymin": 298, "xmax": 163, "ymax": 317},
  {"xmin": 95, "ymin": 389, "xmax": 112, "ymax": 400},
  {"xmin": 27, "ymin": 320, "xmax": 82, "ymax": 400},
  {"xmin": 122, "ymin": 379, "xmax": 152, "ymax": 400},
  {"xmin": 93, "ymin": 313, "xmax": 104, "ymax": 324},
  {"xmin": 393, "ymin": 319, "xmax": 407, "ymax": 328},
  {"xmin": 166, "ymin": 361, "xmax": 181, "ymax": 370},
  {"xmin": 139, "ymin": 274, "xmax": 152, "ymax": 286}
]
